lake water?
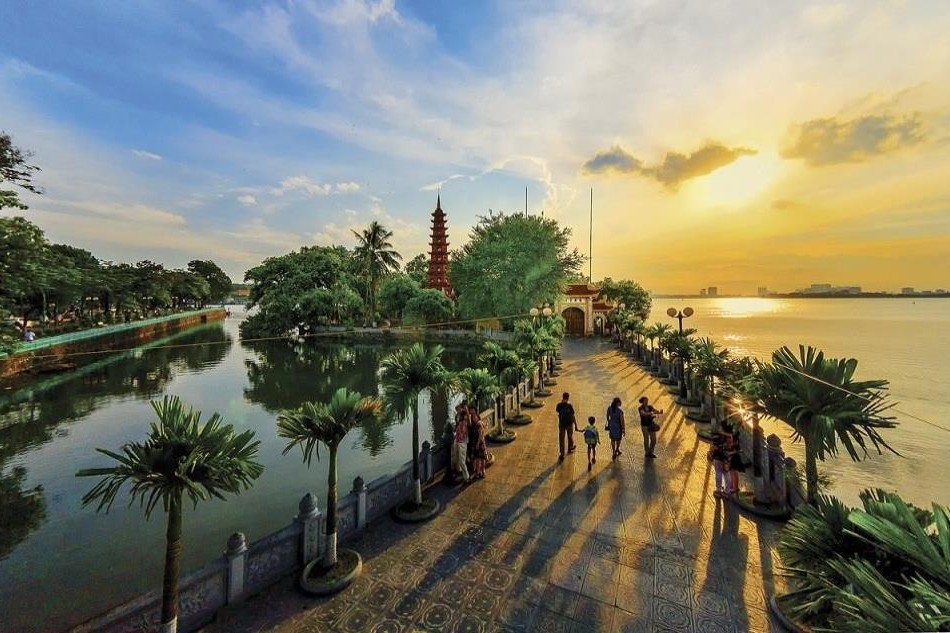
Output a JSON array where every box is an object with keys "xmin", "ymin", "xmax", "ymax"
[
  {"xmin": 658, "ymin": 297, "xmax": 950, "ymax": 510},
  {"xmin": 2, "ymin": 298, "xmax": 948, "ymax": 632},
  {"xmin": 0, "ymin": 316, "xmax": 477, "ymax": 633}
]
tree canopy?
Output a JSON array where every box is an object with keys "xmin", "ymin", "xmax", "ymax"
[
  {"xmin": 0, "ymin": 131, "xmax": 41, "ymax": 211},
  {"xmin": 597, "ymin": 278, "xmax": 652, "ymax": 321},
  {"xmin": 404, "ymin": 253, "xmax": 429, "ymax": 285},
  {"xmin": 449, "ymin": 212, "xmax": 584, "ymax": 322}
]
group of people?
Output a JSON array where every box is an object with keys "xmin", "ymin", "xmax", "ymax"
[
  {"xmin": 555, "ymin": 392, "xmax": 664, "ymax": 470},
  {"xmin": 450, "ymin": 400, "xmax": 489, "ymax": 484},
  {"xmin": 707, "ymin": 421, "xmax": 745, "ymax": 498}
]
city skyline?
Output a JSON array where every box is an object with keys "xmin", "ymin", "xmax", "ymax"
[{"xmin": 2, "ymin": 1, "xmax": 950, "ymax": 293}]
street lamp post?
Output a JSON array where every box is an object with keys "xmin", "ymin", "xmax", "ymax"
[
  {"xmin": 666, "ymin": 306, "xmax": 694, "ymax": 399},
  {"xmin": 529, "ymin": 305, "xmax": 553, "ymax": 387}
]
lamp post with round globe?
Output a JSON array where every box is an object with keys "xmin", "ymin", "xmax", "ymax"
[
  {"xmin": 667, "ymin": 306, "xmax": 694, "ymax": 399},
  {"xmin": 529, "ymin": 305, "xmax": 553, "ymax": 387}
]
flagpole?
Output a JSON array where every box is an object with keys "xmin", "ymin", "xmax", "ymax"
[{"xmin": 589, "ymin": 188, "xmax": 593, "ymax": 282}]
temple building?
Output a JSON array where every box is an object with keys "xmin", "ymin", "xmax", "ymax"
[
  {"xmin": 425, "ymin": 194, "xmax": 454, "ymax": 298},
  {"xmin": 555, "ymin": 283, "xmax": 615, "ymax": 336}
]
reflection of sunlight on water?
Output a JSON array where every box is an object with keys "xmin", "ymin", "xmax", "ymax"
[{"xmin": 710, "ymin": 297, "xmax": 783, "ymax": 318}]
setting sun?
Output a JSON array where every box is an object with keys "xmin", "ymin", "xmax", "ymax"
[{"xmin": 694, "ymin": 152, "xmax": 783, "ymax": 206}]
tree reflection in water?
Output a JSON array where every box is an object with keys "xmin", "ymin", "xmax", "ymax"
[
  {"xmin": 241, "ymin": 338, "xmax": 475, "ymax": 457},
  {"xmin": 0, "ymin": 324, "xmax": 232, "ymax": 561}
]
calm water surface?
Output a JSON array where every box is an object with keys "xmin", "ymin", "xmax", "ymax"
[
  {"xmin": 662, "ymin": 297, "xmax": 950, "ymax": 509},
  {"xmin": 0, "ymin": 317, "xmax": 475, "ymax": 633}
]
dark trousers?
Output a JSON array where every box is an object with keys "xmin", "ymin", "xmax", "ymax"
[{"xmin": 559, "ymin": 423, "xmax": 576, "ymax": 456}]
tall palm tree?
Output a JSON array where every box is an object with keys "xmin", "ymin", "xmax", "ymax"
[
  {"xmin": 76, "ymin": 396, "xmax": 263, "ymax": 633},
  {"xmin": 457, "ymin": 367, "xmax": 503, "ymax": 424},
  {"xmin": 277, "ymin": 388, "xmax": 383, "ymax": 568},
  {"xmin": 351, "ymin": 221, "xmax": 402, "ymax": 324},
  {"xmin": 380, "ymin": 343, "xmax": 452, "ymax": 506},
  {"xmin": 692, "ymin": 337, "xmax": 730, "ymax": 420},
  {"xmin": 755, "ymin": 345, "xmax": 898, "ymax": 504}
]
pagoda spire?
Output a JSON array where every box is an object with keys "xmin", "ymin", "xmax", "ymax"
[{"xmin": 425, "ymin": 193, "xmax": 454, "ymax": 298}]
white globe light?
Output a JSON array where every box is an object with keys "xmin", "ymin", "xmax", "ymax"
[
  {"xmin": 542, "ymin": 307, "xmax": 553, "ymax": 316},
  {"xmin": 683, "ymin": 307, "xmax": 694, "ymax": 317},
  {"xmin": 666, "ymin": 307, "xmax": 677, "ymax": 317},
  {"xmin": 530, "ymin": 308, "xmax": 539, "ymax": 317}
]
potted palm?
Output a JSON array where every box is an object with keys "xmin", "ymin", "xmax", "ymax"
[
  {"xmin": 380, "ymin": 343, "xmax": 452, "ymax": 522},
  {"xmin": 457, "ymin": 367, "xmax": 511, "ymax": 443},
  {"xmin": 277, "ymin": 387, "xmax": 383, "ymax": 595},
  {"xmin": 756, "ymin": 345, "xmax": 898, "ymax": 505},
  {"xmin": 480, "ymin": 342, "xmax": 531, "ymax": 425},
  {"xmin": 77, "ymin": 396, "xmax": 263, "ymax": 633},
  {"xmin": 512, "ymin": 353, "xmax": 542, "ymax": 410}
]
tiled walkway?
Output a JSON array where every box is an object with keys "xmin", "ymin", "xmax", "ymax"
[{"xmin": 205, "ymin": 338, "xmax": 787, "ymax": 632}]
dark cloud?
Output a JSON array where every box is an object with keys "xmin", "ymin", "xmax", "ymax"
[
  {"xmin": 582, "ymin": 142, "xmax": 756, "ymax": 189},
  {"xmin": 781, "ymin": 112, "xmax": 925, "ymax": 166},
  {"xmin": 581, "ymin": 145, "xmax": 642, "ymax": 174}
]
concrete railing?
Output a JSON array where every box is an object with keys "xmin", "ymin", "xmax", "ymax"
[{"xmin": 74, "ymin": 374, "xmax": 539, "ymax": 633}]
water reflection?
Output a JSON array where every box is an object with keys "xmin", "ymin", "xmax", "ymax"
[
  {"xmin": 242, "ymin": 338, "xmax": 469, "ymax": 456},
  {"xmin": 0, "ymin": 324, "xmax": 232, "ymax": 561}
]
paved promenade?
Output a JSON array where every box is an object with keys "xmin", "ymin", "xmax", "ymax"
[{"xmin": 205, "ymin": 338, "xmax": 787, "ymax": 633}]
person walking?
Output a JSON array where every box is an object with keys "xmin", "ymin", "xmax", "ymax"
[
  {"xmin": 638, "ymin": 396, "xmax": 663, "ymax": 459},
  {"xmin": 606, "ymin": 397, "xmax": 625, "ymax": 460},
  {"xmin": 581, "ymin": 416, "xmax": 600, "ymax": 471},
  {"xmin": 452, "ymin": 400, "xmax": 471, "ymax": 484},
  {"xmin": 555, "ymin": 392, "xmax": 577, "ymax": 461}
]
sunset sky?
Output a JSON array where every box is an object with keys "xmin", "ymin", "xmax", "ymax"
[{"xmin": 2, "ymin": 0, "xmax": 949, "ymax": 294}]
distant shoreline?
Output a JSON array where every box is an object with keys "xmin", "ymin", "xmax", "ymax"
[{"xmin": 652, "ymin": 293, "xmax": 950, "ymax": 299}]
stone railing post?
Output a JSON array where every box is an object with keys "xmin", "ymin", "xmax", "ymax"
[
  {"xmin": 353, "ymin": 476, "xmax": 367, "ymax": 530},
  {"xmin": 421, "ymin": 441, "xmax": 433, "ymax": 483},
  {"xmin": 225, "ymin": 532, "xmax": 248, "ymax": 605},
  {"xmin": 497, "ymin": 395, "xmax": 505, "ymax": 429},
  {"xmin": 295, "ymin": 493, "xmax": 323, "ymax": 565},
  {"xmin": 512, "ymin": 386, "xmax": 520, "ymax": 415}
]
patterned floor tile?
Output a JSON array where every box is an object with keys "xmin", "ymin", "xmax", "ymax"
[
  {"xmin": 652, "ymin": 597, "xmax": 693, "ymax": 633},
  {"xmin": 533, "ymin": 609, "xmax": 574, "ymax": 633}
]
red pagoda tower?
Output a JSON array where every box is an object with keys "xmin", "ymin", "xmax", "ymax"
[{"xmin": 425, "ymin": 194, "xmax": 454, "ymax": 298}]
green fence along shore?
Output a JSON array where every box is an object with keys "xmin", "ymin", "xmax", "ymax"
[{"xmin": 0, "ymin": 308, "xmax": 227, "ymax": 379}]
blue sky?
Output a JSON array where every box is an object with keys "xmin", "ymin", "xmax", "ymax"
[{"xmin": 2, "ymin": 0, "xmax": 950, "ymax": 292}]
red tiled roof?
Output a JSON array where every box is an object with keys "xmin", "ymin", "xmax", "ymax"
[
  {"xmin": 592, "ymin": 301, "xmax": 612, "ymax": 310},
  {"xmin": 565, "ymin": 283, "xmax": 600, "ymax": 296}
]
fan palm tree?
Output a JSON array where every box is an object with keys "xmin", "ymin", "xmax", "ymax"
[
  {"xmin": 277, "ymin": 388, "xmax": 383, "ymax": 568},
  {"xmin": 692, "ymin": 337, "xmax": 730, "ymax": 420},
  {"xmin": 510, "ymin": 353, "xmax": 539, "ymax": 404},
  {"xmin": 76, "ymin": 396, "xmax": 263, "ymax": 633},
  {"xmin": 755, "ymin": 345, "xmax": 898, "ymax": 504},
  {"xmin": 351, "ymin": 221, "xmax": 402, "ymax": 324},
  {"xmin": 380, "ymin": 343, "xmax": 452, "ymax": 506},
  {"xmin": 457, "ymin": 367, "xmax": 503, "ymax": 430},
  {"xmin": 645, "ymin": 322, "xmax": 672, "ymax": 370},
  {"xmin": 479, "ymin": 341, "xmax": 520, "ymax": 386}
]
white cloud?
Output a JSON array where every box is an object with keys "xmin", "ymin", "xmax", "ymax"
[
  {"xmin": 335, "ymin": 181, "xmax": 361, "ymax": 193},
  {"xmin": 131, "ymin": 149, "xmax": 163, "ymax": 161},
  {"xmin": 237, "ymin": 194, "xmax": 258, "ymax": 206}
]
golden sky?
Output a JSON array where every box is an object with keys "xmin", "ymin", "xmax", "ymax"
[{"xmin": 2, "ymin": 1, "xmax": 949, "ymax": 294}]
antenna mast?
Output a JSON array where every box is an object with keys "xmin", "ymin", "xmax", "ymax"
[{"xmin": 589, "ymin": 188, "xmax": 593, "ymax": 282}]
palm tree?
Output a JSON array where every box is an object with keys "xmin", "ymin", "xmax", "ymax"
[
  {"xmin": 510, "ymin": 353, "xmax": 539, "ymax": 405},
  {"xmin": 645, "ymin": 323, "xmax": 671, "ymax": 370},
  {"xmin": 755, "ymin": 345, "xmax": 898, "ymax": 504},
  {"xmin": 351, "ymin": 221, "xmax": 402, "ymax": 324},
  {"xmin": 457, "ymin": 367, "xmax": 503, "ymax": 432},
  {"xmin": 380, "ymin": 343, "xmax": 452, "ymax": 506},
  {"xmin": 479, "ymin": 341, "xmax": 520, "ymax": 386},
  {"xmin": 631, "ymin": 320, "xmax": 647, "ymax": 361},
  {"xmin": 76, "ymin": 396, "xmax": 263, "ymax": 633},
  {"xmin": 277, "ymin": 388, "xmax": 383, "ymax": 569},
  {"xmin": 692, "ymin": 337, "xmax": 730, "ymax": 420}
]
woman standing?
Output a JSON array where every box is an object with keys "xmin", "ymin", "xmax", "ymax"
[
  {"xmin": 638, "ymin": 396, "xmax": 663, "ymax": 459},
  {"xmin": 469, "ymin": 405, "xmax": 488, "ymax": 480},
  {"xmin": 606, "ymin": 397, "xmax": 626, "ymax": 460}
]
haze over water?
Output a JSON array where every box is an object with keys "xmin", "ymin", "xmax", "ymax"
[{"xmin": 671, "ymin": 297, "xmax": 950, "ymax": 509}]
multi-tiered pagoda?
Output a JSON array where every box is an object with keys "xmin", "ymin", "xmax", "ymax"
[{"xmin": 425, "ymin": 194, "xmax": 455, "ymax": 298}]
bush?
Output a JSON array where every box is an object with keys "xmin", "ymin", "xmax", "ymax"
[{"xmin": 777, "ymin": 489, "xmax": 950, "ymax": 632}]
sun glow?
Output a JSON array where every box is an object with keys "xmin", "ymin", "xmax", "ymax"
[
  {"xmin": 695, "ymin": 152, "xmax": 782, "ymax": 205},
  {"xmin": 712, "ymin": 297, "xmax": 782, "ymax": 318}
]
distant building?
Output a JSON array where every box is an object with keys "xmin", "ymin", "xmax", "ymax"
[
  {"xmin": 699, "ymin": 289, "xmax": 707, "ymax": 297},
  {"xmin": 757, "ymin": 286, "xmax": 768, "ymax": 297},
  {"xmin": 796, "ymin": 283, "xmax": 860, "ymax": 295},
  {"xmin": 901, "ymin": 287, "xmax": 915, "ymax": 295},
  {"xmin": 937, "ymin": 289, "xmax": 947, "ymax": 294},
  {"xmin": 707, "ymin": 286, "xmax": 718, "ymax": 297}
]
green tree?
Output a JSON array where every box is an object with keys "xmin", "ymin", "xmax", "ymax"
[
  {"xmin": 378, "ymin": 275, "xmax": 421, "ymax": 321},
  {"xmin": 597, "ymin": 278, "xmax": 652, "ymax": 321},
  {"xmin": 479, "ymin": 341, "xmax": 520, "ymax": 387},
  {"xmin": 456, "ymin": 367, "xmax": 502, "ymax": 412},
  {"xmin": 277, "ymin": 388, "xmax": 383, "ymax": 568},
  {"xmin": 352, "ymin": 221, "xmax": 402, "ymax": 323},
  {"xmin": 754, "ymin": 345, "xmax": 898, "ymax": 504},
  {"xmin": 449, "ymin": 212, "xmax": 584, "ymax": 321},
  {"xmin": 1, "ymin": 131, "xmax": 41, "ymax": 211},
  {"xmin": 76, "ymin": 396, "xmax": 263, "ymax": 633},
  {"xmin": 404, "ymin": 253, "xmax": 429, "ymax": 285},
  {"xmin": 403, "ymin": 288, "xmax": 453, "ymax": 325},
  {"xmin": 0, "ymin": 216, "xmax": 50, "ymax": 327},
  {"xmin": 187, "ymin": 260, "xmax": 232, "ymax": 304},
  {"xmin": 380, "ymin": 344, "xmax": 452, "ymax": 506}
]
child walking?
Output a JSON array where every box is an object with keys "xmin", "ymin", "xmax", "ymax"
[
  {"xmin": 580, "ymin": 416, "xmax": 600, "ymax": 471},
  {"xmin": 708, "ymin": 435, "xmax": 727, "ymax": 498}
]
